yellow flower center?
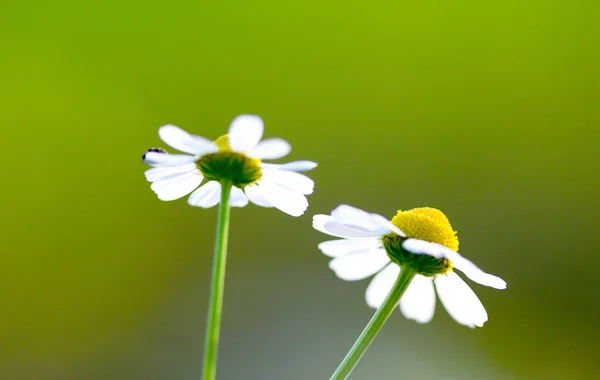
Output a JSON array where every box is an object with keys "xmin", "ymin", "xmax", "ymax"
[
  {"xmin": 381, "ymin": 207, "xmax": 457, "ymax": 276},
  {"xmin": 196, "ymin": 134, "xmax": 262, "ymax": 187},
  {"xmin": 214, "ymin": 134, "xmax": 232, "ymax": 151},
  {"xmin": 391, "ymin": 207, "xmax": 459, "ymax": 251}
]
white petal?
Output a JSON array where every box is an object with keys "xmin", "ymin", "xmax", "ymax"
[
  {"xmin": 330, "ymin": 205, "xmax": 399, "ymax": 236},
  {"xmin": 365, "ymin": 264, "xmax": 399, "ymax": 309},
  {"xmin": 158, "ymin": 125, "xmax": 218, "ymax": 155},
  {"xmin": 312, "ymin": 214, "xmax": 379, "ymax": 239},
  {"xmin": 228, "ymin": 115, "xmax": 264, "ymax": 152},
  {"xmin": 317, "ymin": 239, "xmax": 382, "ymax": 258},
  {"xmin": 399, "ymin": 274, "xmax": 436, "ymax": 324},
  {"xmin": 323, "ymin": 222, "xmax": 380, "ymax": 238},
  {"xmin": 331, "ymin": 204, "xmax": 376, "ymax": 228},
  {"xmin": 244, "ymin": 184, "xmax": 274, "ymax": 208},
  {"xmin": 150, "ymin": 170, "xmax": 200, "ymax": 191},
  {"xmin": 435, "ymin": 271, "xmax": 488, "ymax": 328},
  {"xmin": 313, "ymin": 215, "xmax": 336, "ymax": 234},
  {"xmin": 261, "ymin": 169, "xmax": 314, "ymax": 195},
  {"xmin": 401, "ymin": 238, "xmax": 437, "ymax": 255},
  {"xmin": 188, "ymin": 181, "xmax": 222, "ymax": 208},
  {"xmin": 369, "ymin": 214, "xmax": 406, "ymax": 237},
  {"xmin": 402, "ymin": 239, "xmax": 507, "ymax": 290},
  {"xmin": 143, "ymin": 151, "xmax": 197, "ymax": 167},
  {"xmin": 450, "ymin": 256, "xmax": 507, "ymax": 290},
  {"xmin": 229, "ymin": 186, "xmax": 249, "ymax": 207},
  {"xmin": 251, "ymin": 180, "xmax": 308, "ymax": 217},
  {"xmin": 150, "ymin": 172, "xmax": 203, "ymax": 201},
  {"xmin": 145, "ymin": 164, "xmax": 198, "ymax": 182},
  {"xmin": 261, "ymin": 161, "xmax": 317, "ymax": 172},
  {"xmin": 329, "ymin": 248, "xmax": 390, "ymax": 281},
  {"xmin": 247, "ymin": 138, "xmax": 291, "ymax": 160}
]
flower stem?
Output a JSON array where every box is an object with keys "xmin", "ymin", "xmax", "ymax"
[
  {"xmin": 202, "ymin": 180, "xmax": 232, "ymax": 380},
  {"xmin": 329, "ymin": 265, "xmax": 418, "ymax": 380}
]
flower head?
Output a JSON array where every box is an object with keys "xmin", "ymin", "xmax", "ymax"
[
  {"xmin": 143, "ymin": 115, "xmax": 317, "ymax": 216},
  {"xmin": 313, "ymin": 205, "xmax": 506, "ymax": 328}
]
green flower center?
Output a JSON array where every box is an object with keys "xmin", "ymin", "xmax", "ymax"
[
  {"xmin": 381, "ymin": 207, "xmax": 458, "ymax": 276},
  {"xmin": 196, "ymin": 135, "xmax": 262, "ymax": 188}
]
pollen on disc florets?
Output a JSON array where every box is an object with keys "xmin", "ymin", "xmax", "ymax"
[
  {"xmin": 392, "ymin": 208, "xmax": 459, "ymax": 251},
  {"xmin": 382, "ymin": 207, "xmax": 459, "ymax": 276},
  {"xmin": 196, "ymin": 135, "xmax": 262, "ymax": 188}
]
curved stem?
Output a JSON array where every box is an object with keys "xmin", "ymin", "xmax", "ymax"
[
  {"xmin": 202, "ymin": 180, "xmax": 232, "ymax": 380},
  {"xmin": 330, "ymin": 265, "xmax": 418, "ymax": 380}
]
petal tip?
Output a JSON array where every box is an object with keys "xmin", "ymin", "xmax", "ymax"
[{"xmin": 142, "ymin": 148, "xmax": 167, "ymax": 163}]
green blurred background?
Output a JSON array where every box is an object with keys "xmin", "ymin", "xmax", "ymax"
[{"xmin": 1, "ymin": 0, "xmax": 599, "ymax": 379}]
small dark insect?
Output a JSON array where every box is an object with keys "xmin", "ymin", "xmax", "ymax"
[{"xmin": 142, "ymin": 147, "xmax": 167, "ymax": 161}]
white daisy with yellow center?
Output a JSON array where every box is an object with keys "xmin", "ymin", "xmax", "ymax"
[
  {"xmin": 143, "ymin": 115, "xmax": 316, "ymax": 217},
  {"xmin": 314, "ymin": 205, "xmax": 506, "ymax": 328}
]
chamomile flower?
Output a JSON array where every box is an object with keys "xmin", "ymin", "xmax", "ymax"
[
  {"xmin": 313, "ymin": 205, "xmax": 506, "ymax": 328},
  {"xmin": 142, "ymin": 115, "xmax": 317, "ymax": 217}
]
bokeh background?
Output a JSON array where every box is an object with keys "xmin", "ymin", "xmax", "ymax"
[{"xmin": 2, "ymin": 1, "xmax": 599, "ymax": 379}]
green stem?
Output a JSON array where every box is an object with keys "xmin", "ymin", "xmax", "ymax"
[
  {"xmin": 202, "ymin": 180, "xmax": 232, "ymax": 380},
  {"xmin": 330, "ymin": 265, "xmax": 418, "ymax": 380}
]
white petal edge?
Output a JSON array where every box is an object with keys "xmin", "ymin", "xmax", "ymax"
[
  {"xmin": 247, "ymin": 138, "xmax": 291, "ymax": 160},
  {"xmin": 399, "ymin": 274, "xmax": 436, "ymax": 324},
  {"xmin": 244, "ymin": 184, "xmax": 274, "ymax": 208},
  {"xmin": 151, "ymin": 172, "xmax": 203, "ymax": 201},
  {"xmin": 369, "ymin": 214, "xmax": 406, "ymax": 237},
  {"xmin": 252, "ymin": 180, "xmax": 308, "ymax": 217},
  {"xmin": 329, "ymin": 248, "xmax": 390, "ymax": 281},
  {"xmin": 330, "ymin": 204, "xmax": 404, "ymax": 237},
  {"xmin": 261, "ymin": 161, "xmax": 317, "ymax": 172},
  {"xmin": 313, "ymin": 215, "xmax": 336, "ymax": 235},
  {"xmin": 228, "ymin": 114, "xmax": 264, "ymax": 152},
  {"xmin": 229, "ymin": 186, "xmax": 249, "ymax": 207},
  {"xmin": 402, "ymin": 239, "xmax": 507, "ymax": 290},
  {"xmin": 331, "ymin": 205, "xmax": 380, "ymax": 231},
  {"xmin": 188, "ymin": 181, "xmax": 221, "ymax": 208},
  {"xmin": 435, "ymin": 271, "xmax": 488, "ymax": 328},
  {"xmin": 262, "ymin": 169, "xmax": 314, "ymax": 195},
  {"xmin": 323, "ymin": 221, "xmax": 380, "ymax": 238},
  {"xmin": 143, "ymin": 151, "xmax": 197, "ymax": 167},
  {"xmin": 312, "ymin": 215, "xmax": 379, "ymax": 239},
  {"xmin": 145, "ymin": 164, "xmax": 198, "ymax": 182},
  {"xmin": 317, "ymin": 239, "xmax": 382, "ymax": 258},
  {"xmin": 150, "ymin": 170, "xmax": 200, "ymax": 191},
  {"xmin": 365, "ymin": 264, "xmax": 399, "ymax": 309},
  {"xmin": 158, "ymin": 124, "xmax": 218, "ymax": 155}
]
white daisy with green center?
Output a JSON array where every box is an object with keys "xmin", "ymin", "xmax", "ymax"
[
  {"xmin": 142, "ymin": 115, "xmax": 316, "ymax": 380},
  {"xmin": 313, "ymin": 204, "xmax": 506, "ymax": 379},
  {"xmin": 143, "ymin": 114, "xmax": 316, "ymax": 217}
]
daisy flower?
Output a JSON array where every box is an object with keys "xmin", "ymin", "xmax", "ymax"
[
  {"xmin": 314, "ymin": 204, "xmax": 506, "ymax": 328},
  {"xmin": 142, "ymin": 115, "xmax": 316, "ymax": 217}
]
